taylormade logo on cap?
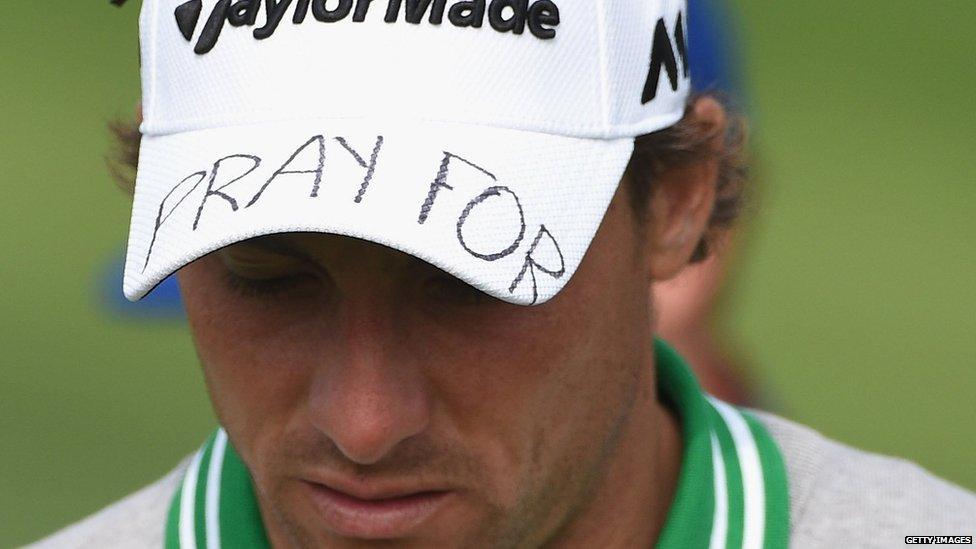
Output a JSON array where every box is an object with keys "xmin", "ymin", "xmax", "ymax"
[{"xmin": 175, "ymin": 0, "xmax": 561, "ymax": 54}]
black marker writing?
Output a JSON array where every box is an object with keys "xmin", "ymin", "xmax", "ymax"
[
  {"xmin": 140, "ymin": 137, "xmax": 563, "ymax": 306},
  {"xmin": 334, "ymin": 135, "xmax": 384, "ymax": 203},
  {"xmin": 508, "ymin": 224, "xmax": 564, "ymax": 305},
  {"xmin": 142, "ymin": 170, "xmax": 208, "ymax": 271},
  {"xmin": 193, "ymin": 154, "xmax": 262, "ymax": 230},
  {"xmin": 418, "ymin": 151, "xmax": 495, "ymax": 224},
  {"xmin": 455, "ymin": 185, "xmax": 525, "ymax": 261},
  {"xmin": 246, "ymin": 135, "xmax": 325, "ymax": 207}
]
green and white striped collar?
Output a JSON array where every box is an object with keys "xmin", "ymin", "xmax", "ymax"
[
  {"xmin": 164, "ymin": 428, "xmax": 269, "ymax": 549},
  {"xmin": 654, "ymin": 339, "xmax": 790, "ymax": 549},
  {"xmin": 166, "ymin": 339, "xmax": 789, "ymax": 548}
]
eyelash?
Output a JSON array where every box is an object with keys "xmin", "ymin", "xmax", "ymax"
[{"xmin": 221, "ymin": 270, "xmax": 308, "ymax": 298}]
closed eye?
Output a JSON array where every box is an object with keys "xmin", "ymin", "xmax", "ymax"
[{"xmin": 221, "ymin": 270, "xmax": 317, "ymax": 299}]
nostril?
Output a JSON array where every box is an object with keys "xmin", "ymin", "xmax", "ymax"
[
  {"xmin": 306, "ymin": 363, "xmax": 432, "ymax": 466},
  {"xmin": 321, "ymin": 401, "xmax": 432, "ymax": 466}
]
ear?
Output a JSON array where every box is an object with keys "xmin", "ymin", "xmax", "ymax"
[{"xmin": 644, "ymin": 96, "xmax": 726, "ymax": 282}]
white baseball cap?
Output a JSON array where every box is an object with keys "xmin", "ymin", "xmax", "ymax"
[{"xmin": 124, "ymin": 0, "xmax": 691, "ymax": 305}]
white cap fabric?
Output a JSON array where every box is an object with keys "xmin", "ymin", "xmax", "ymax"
[{"xmin": 125, "ymin": 0, "xmax": 691, "ymax": 305}]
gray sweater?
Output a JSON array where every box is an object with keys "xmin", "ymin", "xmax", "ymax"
[{"xmin": 27, "ymin": 411, "xmax": 976, "ymax": 548}]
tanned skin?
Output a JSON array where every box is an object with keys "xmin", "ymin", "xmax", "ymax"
[{"xmin": 175, "ymin": 98, "xmax": 725, "ymax": 548}]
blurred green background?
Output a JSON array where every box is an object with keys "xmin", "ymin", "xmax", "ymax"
[{"xmin": 1, "ymin": 1, "xmax": 973, "ymax": 545}]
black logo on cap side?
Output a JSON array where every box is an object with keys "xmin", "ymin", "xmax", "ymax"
[
  {"xmin": 175, "ymin": 0, "xmax": 204, "ymax": 42},
  {"xmin": 641, "ymin": 11, "xmax": 689, "ymax": 104},
  {"xmin": 174, "ymin": 0, "xmax": 561, "ymax": 55}
]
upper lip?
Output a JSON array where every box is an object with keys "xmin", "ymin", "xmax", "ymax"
[{"xmin": 301, "ymin": 473, "xmax": 450, "ymax": 501}]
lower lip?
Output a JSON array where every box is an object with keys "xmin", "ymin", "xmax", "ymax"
[{"xmin": 303, "ymin": 481, "xmax": 451, "ymax": 539}]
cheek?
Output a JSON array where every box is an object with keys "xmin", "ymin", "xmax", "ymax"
[
  {"xmin": 420, "ymin": 321, "xmax": 641, "ymax": 546},
  {"xmin": 177, "ymin": 257, "xmax": 322, "ymax": 469},
  {"xmin": 424, "ymin": 228, "xmax": 646, "ymax": 519},
  {"xmin": 420, "ymin": 294, "xmax": 634, "ymax": 508}
]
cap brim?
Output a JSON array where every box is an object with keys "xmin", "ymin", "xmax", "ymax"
[{"xmin": 123, "ymin": 118, "xmax": 634, "ymax": 306}]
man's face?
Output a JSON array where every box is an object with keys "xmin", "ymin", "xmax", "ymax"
[{"xmin": 177, "ymin": 185, "xmax": 658, "ymax": 547}]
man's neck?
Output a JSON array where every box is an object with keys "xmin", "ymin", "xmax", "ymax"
[{"xmin": 541, "ymin": 359, "xmax": 684, "ymax": 548}]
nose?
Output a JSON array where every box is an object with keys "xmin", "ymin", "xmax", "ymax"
[{"xmin": 306, "ymin": 301, "xmax": 431, "ymax": 465}]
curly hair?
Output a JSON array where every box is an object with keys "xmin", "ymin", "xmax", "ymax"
[
  {"xmin": 623, "ymin": 94, "xmax": 749, "ymax": 263},
  {"xmin": 106, "ymin": 118, "xmax": 141, "ymax": 196}
]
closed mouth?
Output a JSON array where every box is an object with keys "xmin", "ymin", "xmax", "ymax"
[{"xmin": 303, "ymin": 479, "xmax": 453, "ymax": 539}]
